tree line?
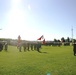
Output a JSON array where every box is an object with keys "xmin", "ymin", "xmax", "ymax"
[{"xmin": 0, "ymin": 37, "xmax": 76, "ymax": 46}]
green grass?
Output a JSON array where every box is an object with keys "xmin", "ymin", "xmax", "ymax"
[{"xmin": 0, "ymin": 45, "xmax": 76, "ymax": 75}]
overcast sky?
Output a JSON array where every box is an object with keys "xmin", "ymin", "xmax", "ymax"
[{"xmin": 0, "ymin": 0, "xmax": 76, "ymax": 41}]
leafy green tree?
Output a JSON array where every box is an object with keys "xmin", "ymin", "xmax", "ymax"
[
  {"xmin": 54, "ymin": 39, "xmax": 57, "ymax": 42},
  {"xmin": 66, "ymin": 37, "xmax": 70, "ymax": 42},
  {"xmin": 61, "ymin": 37, "xmax": 65, "ymax": 42}
]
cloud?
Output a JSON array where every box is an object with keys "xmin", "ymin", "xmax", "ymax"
[
  {"xmin": 11, "ymin": 0, "xmax": 21, "ymax": 9},
  {"xmin": 28, "ymin": 4, "xmax": 31, "ymax": 10}
]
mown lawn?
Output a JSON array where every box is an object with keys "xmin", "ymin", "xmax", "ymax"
[{"xmin": 0, "ymin": 45, "xmax": 76, "ymax": 75}]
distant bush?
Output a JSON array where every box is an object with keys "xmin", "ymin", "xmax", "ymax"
[
  {"xmin": 52, "ymin": 42, "xmax": 62, "ymax": 46},
  {"xmin": 43, "ymin": 42, "xmax": 62, "ymax": 46},
  {"xmin": 63, "ymin": 42, "xmax": 70, "ymax": 46}
]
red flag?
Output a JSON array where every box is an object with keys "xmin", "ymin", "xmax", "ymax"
[
  {"xmin": 37, "ymin": 37, "xmax": 41, "ymax": 40},
  {"xmin": 37, "ymin": 35, "xmax": 44, "ymax": 40},
  {"xmin": 42, "ymin": 39, "xmax": 45, "ymax": 44}
]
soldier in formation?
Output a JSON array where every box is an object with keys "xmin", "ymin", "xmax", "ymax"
[
  {"xmin": 0, "ymin": 43, "xmax": 3, "ymax": 52},
  {"xmin": 22, "ymin": 42, "xmax": 42, "ymax": 52},
  {"xmin": 4, "ymin": 42, "xmax": 8, "ymax": 51}
]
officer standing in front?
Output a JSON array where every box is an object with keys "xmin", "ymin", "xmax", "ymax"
[{"xmin": 73, "ymin": 43, "xmax": 76, "ymax": 56}]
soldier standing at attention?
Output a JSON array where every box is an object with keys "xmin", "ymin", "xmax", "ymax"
[
  {"xmin": 73, "ymin": 43, "xmax": 76, "ymax": 56},
  {"xmin": 27, "ymin": 43, "xmax": 30, "ymax": 51},
  {"xmin": 18, "ymin": 43, "xmax": 22, "ymax": 52},
  {"xmin": 0, "ymin": 42, "xmax": 3, "ymax": 52},
  {"xmin": 34, "ymin": 43, "xmax": 37, "ymax": 50},
  {"xmin": 30, "ymin": 43, "xmax": 33, "ymax": 51},
  {"xmin": 37, "ymin": 42, "xmax": 41, "ymax": 53},
  {"xmin": 4, "ymin": 42, "xmax": 8, "ymax": 51},
  {"xmin": 23, "ymin": 43, "xmax": 26, "ymax": 52}
]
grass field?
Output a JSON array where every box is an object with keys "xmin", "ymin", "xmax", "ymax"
[{"xmin": 0, "ymin": 45, "xmax": 76, "ymax": 75}]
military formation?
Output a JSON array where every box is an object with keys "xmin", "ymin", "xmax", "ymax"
[
  {"xmin": 17, "ymin": 42, "xmax": 42, "ymax": 53},
  {"xmin": 0, "ymin": 41, "xmax": 76, "ymax": 56},
  {"xmin": 0, "ymin": 41, "xmax": 42, "ymax": 53}
]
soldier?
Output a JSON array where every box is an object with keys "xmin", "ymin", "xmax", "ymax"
[
  {"xmin": 4, "ymin": 42, "xmax": 8, "ymax": 51},
  {"xmin": 19, "ymin": 46, "xmax": 21, "ymax": 52},
  {"xmin": 73, "ymin": 43, "xmax": 76, "ymax": 56},
  {"xmin": 0, "ymin": 43, "xmax": 3, "ymax": 52},
  {"xmin": 18, "ymin": 43, "xmax": 22, "ymax": 52},
  {"xmin": 27, "ymin": 43, "xmax": 30, "ymax": 51},
  {"xmin": 39, "ymin": 43, "xmax": 42, "ymax": 48},
  {"xmin": 30, "ymin": 43, "xmax": 33, "ymax": 51},
  {"xmin": 36, "ymin": 42, "xmax": 41, "ymax": 53},
  {"xmin": 23, "ymin": 43, "xmax": 26, "ymax": 52},
  {"xmin": 34, "ymin": 43, "xmax": 37, "ymax": 50}
]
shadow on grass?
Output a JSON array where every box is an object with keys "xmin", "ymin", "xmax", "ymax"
[{"xmin": 38, "ymin": 51, "xmax": 48, "ymax": 53}]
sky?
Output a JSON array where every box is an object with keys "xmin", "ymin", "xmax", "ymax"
[{"xmin": 0, "ymin": 0, "xmax": 76, "ymax": 41}]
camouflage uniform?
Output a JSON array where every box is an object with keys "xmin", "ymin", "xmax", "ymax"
[
  {"xmin": 73, "ymin": 43, "xmax": 76, "ymax": 56},
  {"xmin": 4, "ymin": 42, "xmax": 8, "ymax": 51}
]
